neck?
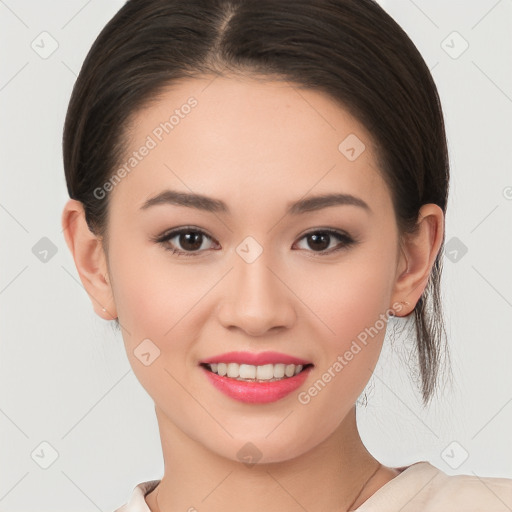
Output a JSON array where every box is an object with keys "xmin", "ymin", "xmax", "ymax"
[{"xmin": 146, "ymin": 405, "xmax": 390, "ymax": 512}]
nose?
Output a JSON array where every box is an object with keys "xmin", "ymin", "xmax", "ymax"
[{"xmin": 216, "ymin": 250, "xmax": 297, "ymax": 336}]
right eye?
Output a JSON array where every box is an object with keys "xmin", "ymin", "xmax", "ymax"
[{"xmin": 153, "ymin": 227, "xmax": 219, "ymax": 257}]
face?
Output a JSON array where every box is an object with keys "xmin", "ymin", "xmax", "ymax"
[{"xmin": 103, "ymin": 75, "xmax": 403, "ymax": 463}]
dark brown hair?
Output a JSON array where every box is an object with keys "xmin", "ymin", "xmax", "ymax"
[{"xmin": 63, "ymin": 0, "xmax": 451, "ymax": 407}]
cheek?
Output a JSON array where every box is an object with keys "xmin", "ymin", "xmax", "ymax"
[
  {"xmin": 300, "ymin": 253, "xmax": 396, "ymax": 344},
  {"xmin": 293, "ymin": 245, "xmax": 397, "ymax": 404},
  {"xmin": 295, "ymin": 262, "xmax": 394, "ymax": 425},
  {"xmin": 108, "ymin": 243, "xmax": 213, "ymax": 372},
  {"xmin": 109, "ymin": 260, "xmax": 195, "ymax": 405},
  {"xmin": 109, "ymin": 235, "xmax": 192, "ymax": 331}
]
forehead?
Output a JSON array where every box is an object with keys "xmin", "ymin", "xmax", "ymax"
[{"xmin": 110, "ymin": 75, "xmax": 392, "ymax": 217}]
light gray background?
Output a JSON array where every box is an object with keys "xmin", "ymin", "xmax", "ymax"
[{"xmin": 1, "ymin": 0, "xmax": 511, "ymax": 510}]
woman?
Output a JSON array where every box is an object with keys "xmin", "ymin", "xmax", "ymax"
[{"xmin": 61, "ymin": 0, "xmax": 512, "ymax": 510}]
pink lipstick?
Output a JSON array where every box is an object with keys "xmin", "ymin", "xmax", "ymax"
[{"xmin": 199, "ymin": 351, "xmax": 313, "ymax": 404}]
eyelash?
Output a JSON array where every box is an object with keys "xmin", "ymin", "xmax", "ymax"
[{"xmin": 152, "ymin": 226, "xmax": 357, "ymax": 258}]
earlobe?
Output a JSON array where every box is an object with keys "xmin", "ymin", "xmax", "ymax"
[
  {"xmin": 391, "ymin": 204, "xmax": 445, "ymax": 316},
  {"xmin": 61, "ymin": 199, "xmax": 117, "ymax": 320}
]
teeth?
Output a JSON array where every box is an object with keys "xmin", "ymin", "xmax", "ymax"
[
  {"xmin": 273, "ymin": 364, "xmax": 285, "ymax": 378},
  {"xmin": 227, "ymin": 363, "xmax": 239, "ymax": 378},
  {"xmin": 240, "ymin": 364, "xmax": 256, "ymax": 379},
  {"xmin": 206, "ymin": 362, "xmax": 305, "ymax": 381},
  {"xmin": 217, "ymin": 363, "xmax": 227, "ymax": 376}
]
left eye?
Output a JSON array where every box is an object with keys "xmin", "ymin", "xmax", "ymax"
[
  {"xmin": 294, "ymin": 229, "xmax": 355, "ymax": 254},
  {"xmin": 154, "ymin": 227, "xmax": 355, "ymax": 257}
]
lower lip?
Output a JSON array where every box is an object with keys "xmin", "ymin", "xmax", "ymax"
[{"xmin": 201, "ymin": 365, "xmax": 313, "ymax": 404}]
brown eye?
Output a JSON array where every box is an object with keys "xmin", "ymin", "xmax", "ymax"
[
  {"xmin": 155, "ymin": 227, "xmax": 216, "ymax": 256},
  {"xmin": 306, "ymin": 232, "xmax": 331, "ymax": 251},
  {"xmin": 176, "ymin": 231, "xmax": 204, "ymax": 251},
  {"xmin": 295, "ymin": 229, "xmax": 355, "ymax": 255}
]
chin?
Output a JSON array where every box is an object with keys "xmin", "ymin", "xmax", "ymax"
[{"xmin": 208, "ymin": 432, "xmax": 317, "ymax": 466}]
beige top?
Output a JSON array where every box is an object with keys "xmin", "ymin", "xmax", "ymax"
[{"xmin": 114, "ymin": 461, "xmax": 512, "ymax": 512}]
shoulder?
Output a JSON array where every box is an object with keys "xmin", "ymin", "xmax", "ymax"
[
  {"xmin": 113, "ymin": 480, "xmax": 160, "ymax": 512},
  {"xmin": 420, "ymin": 470, "xmax": 512, "ymax": 511},
  {"xmin": 355, "ymin": 461, "xmax": 512, "ymax": 512}
]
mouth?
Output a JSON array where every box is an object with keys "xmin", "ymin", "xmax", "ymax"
[{"xmin": 200, "ymin": 362, "xmax": 314, "ymax": 382}]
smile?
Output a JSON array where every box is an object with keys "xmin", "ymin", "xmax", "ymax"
[
  {"xmin": 199, "ymin": 350, "xmax": 314, "ymax": 403},
  {"xmin": 202, "ymin": 362, "xmax": 312, "ymax": 382}
]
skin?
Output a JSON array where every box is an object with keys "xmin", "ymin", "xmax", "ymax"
[{"xmin": 62, "ymin": 75, "xmax": 444, "ymax": 511}]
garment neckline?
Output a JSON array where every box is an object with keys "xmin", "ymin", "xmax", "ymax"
[{"xmin": 136, "ymin": 461, "xmax": 437, "ymax": 511}]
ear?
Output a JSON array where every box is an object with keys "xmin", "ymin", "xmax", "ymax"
[
  {"xmin": 61, "ymin": 199, "xmax": 117, "ymax": 320},
  {"xmin": 390, "ymin": 203, "xmax": 445, "ymax": 317}
]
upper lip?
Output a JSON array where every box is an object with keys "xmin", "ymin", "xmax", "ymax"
[{"xmin": 200, "ymin": 351, "xmax": 312, "ymax": 366}]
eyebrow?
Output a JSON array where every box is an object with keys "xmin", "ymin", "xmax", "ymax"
[{"xmin": 140, "ymin": 189, "xmax": 371, "ymax": 215}]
